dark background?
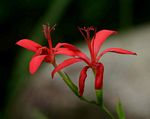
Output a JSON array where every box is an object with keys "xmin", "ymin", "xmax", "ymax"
[{"xmin": 0, "ymin": 0, "xmax": 150, "ymax": 118}]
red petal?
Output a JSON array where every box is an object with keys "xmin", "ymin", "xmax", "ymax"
[
  {"xmin": 98, "ymin": 47, "xmax": 137, "ymax": 60},
  {"xmin": 55, "ymin": 43, "xmax": 81, "ymax": 51},
  {"xmin": 55, "ymin": 48, "xmax": 79, "ymax": 56},
  {"xmin": 29, "ymin": 55, "xmax": 47, "ymax": 74},
  {"xmin": 55, "ymin": 47, "xmax": 90, "ymax": 63},
  {"xmin": 92, "ymin": 30, "xmax": 117, "ymax": 56},
  {"xmin": 52, "ymin": 58, "xmax": 82, "ymax": 78},
  {"xmin": 95, "ymin": 63, "xmax": 104, "ymax": 89},
  {"xmin": 79, "ymin": 66, "xmax": 89, "ymax": 96},
  {"xmin": 55, "ymin": 43, "xmax": 88, "ymax": 58},
  {"xmin": 16, "ymin": 39, "xmax": 42, "ymax": 52}
]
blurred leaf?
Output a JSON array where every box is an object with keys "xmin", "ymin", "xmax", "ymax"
[
  {"xmin": 119, "ymin": 0, "xmax": 133, "ymax": 29},
  {"xmin": 116, "ymin": 100, "xmax": 126, "ymax": 119},
  {"xmin": 81, "ymin": 0, "xmax": 108, "ymax": 19},
  {"xmin": 32, "ymin": 109, "xmax": 48, "ymax": 119}
]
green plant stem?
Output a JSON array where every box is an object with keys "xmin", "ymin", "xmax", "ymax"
[
  {"xmin": 79, "ymin": 96, "xmax": 98, "ymax": 105},
  {"xmin": 52, "ymin": 62, "xmax": 79, "ymax": 96},
  {"xmin": 103, "ymin": 105, "xmax": 116, "ymax": 119}
]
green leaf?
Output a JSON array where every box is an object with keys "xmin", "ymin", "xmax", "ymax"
[{"xmin": 116, "ymin": 100, "xmax": 126, "ymax": 119}]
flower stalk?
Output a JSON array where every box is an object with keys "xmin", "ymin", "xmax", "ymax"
[
  {"xmin": 103, "ymin": 106, "xmax": 116, "ymax": 119},
  {"xmin": 52, "ymin": 61, "xmax": 79, "ymax": 96}
]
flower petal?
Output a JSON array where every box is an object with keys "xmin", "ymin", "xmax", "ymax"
[
  {"xmin": 55, "ymin": 48, "xmax": 79, "ymax": 56},
  {"xmin": 55, "ymin": 43, "xmax": 88, "ymax": 58},
  {"xmin": 55, "ymin": 43, "xmax": 90, "ymax": 64},
  {"xmin": 79, "ymin": 66, "xmax": 89, "ymax": 96},
  {"xmin": 98, "ymin": 47, "xmax": 137, "ymax": 60},
  {"xmin": 55, "ymin": 47, "xmax": 90, "ymax": 63},
  {"xmin": 55, "ymin": 43, "xmax": 81, "ymax": 51},
  {"xmin": 95, "ymin": 63, "xmax": 104, "ymax": 89},
  {"xmin": 16, "ymin": 39, "xmax": 42, "ymax": 52},
  {"xmin": 52, "ymin": 58, "xmax": 82, "ymax": 78},
  {"xmin": 92, "ymin": 30, "xmax": 117, "ymax": 56},
  {"xmin": 29, "ymin": 55, "xmax": 47, "ymax": 74}
]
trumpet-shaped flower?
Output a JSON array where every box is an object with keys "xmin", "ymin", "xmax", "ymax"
[
  {"xmin": 16, "ymin": 24, "xmax": 77, "ymax": 74},
  {"xmin": 52, "ymin": 26, "xmax": 136, "ymax": 96}
]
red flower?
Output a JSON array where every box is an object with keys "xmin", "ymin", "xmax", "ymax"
[
  {"xmin": 52, "ymin": 26, "xmax": 136, "ymax": 96},
  {"xmin": 16, "ymin": 24, "xmax": 76, "ymax": 74}
]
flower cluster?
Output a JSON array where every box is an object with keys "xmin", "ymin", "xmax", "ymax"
[{"xmin": 16, "ymin": 24, "xmax": 136, "ymax": 96}]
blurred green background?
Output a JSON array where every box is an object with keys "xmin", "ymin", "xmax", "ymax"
[{"xmin": 0, "ymin": 0, "xmax": 150, "ymax": 119}]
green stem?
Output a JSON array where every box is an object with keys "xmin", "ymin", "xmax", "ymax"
[
  {"xmin": 79, "ymin": 96, "xmax": 98, "ymax": 105},
  {"xmin": 103, "ymin": 105, "xmax": 116, "ymax": 119},
  {"xmin": 52, "ymin": 62, "xmax": 79, "ymax": 96},
  {"xmin": 95, "ymin": 90, "xmax": 116, "ymax": 119}
]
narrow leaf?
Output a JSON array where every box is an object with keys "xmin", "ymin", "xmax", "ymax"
[{"xmin": 116, "ymin": 100, "xmax": 126, "ymax": 119}]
